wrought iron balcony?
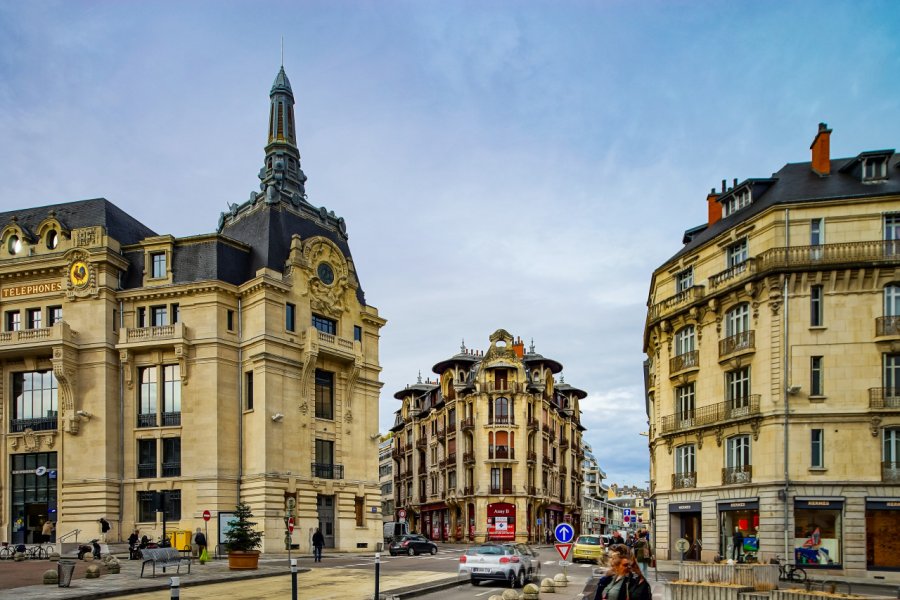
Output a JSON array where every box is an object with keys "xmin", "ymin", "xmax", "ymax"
[
  {"xmin": 418, "ymin": 463, "xmax": 427, "ymax": 474},
  {"xmin": 527, "ymin": 485, "xmax": 538, "ymax": 496},
  {"xmin": 463, "ymin": 451, "xmax": 475, "ymax": 464},
  {"xmin": 542, "ymin": 455, "xmax": 552, "ymax": 466},
  {"xmin": 659, "ymin": 395, "xmax": 760, "ymax": 435},
  {"xmin": 463, "ymin": 486, "xmax": 474, "ymax": 495},
  {"xmin": 542, "ymin": 423, "xmax": 550, "ymax": 433},
  {"xmin": 672, "ymin": 472, "xmax": 697, "ymax": 489},
  {"xmin": 485, "ymin": 381, "xmax": 520, "ymax": 393},
  {"xmin": 137, "ymin": 413, "xmax": 157, "ymax": 428},
  {"xmin": 722, "ymin": 465, "xmax": 752, "ymax": 485},
  {"xmin": 137, "ymin": 463, "xmax": 156, "ymax": 478},
  {"xmin": 877, "ymin": 316, "xmax": 900, "ymax": 337},
  {"xmin": 719, "ymin": 331, "xmax": 755, "ymax": 359},
  {"xmin": 669, "ymin": 350, "xmax": 699, "ymax": 375},
  {"xmin": 488, "ymin": 447, "xmax": 515, "ymax": 460},
  {"xmin": 527, "ymin": 418, "xmax": 540, "ymax": 431},
  {"xmin": 10, "ymin": 416, "xmax": 57, "ymax": 433},
  {"xmin": 559, "ymin": 437, "xmax": 570, "ymax": 450},
  {"xmin": 311, "ymin": 462, "xmax": 344, "ymax": 479},
  {"xmin": 416, "ymin": 437, "xmax": 428, "ymax": 450},
  {"xmin": 882, "ymin": 461, "xmax": 900, "ymax": 483},
  {"xmin": 448, "ymin": 421, "xmax": 456, "ymax": 434},
  {"xmin": 490, "ymin": 486, "xmax": 514, "ymax": 495},
  {"xmin": 548, "ymin": 430, "xmax": 556, "ymax": 443},
  {"xmin": 489, "ymin": 416, "xmax": 515, "ymax": 425},
  {"xmin": 527, "ymin": 450, "xmax": 537, "ymax": 463},
  {"xmin": 870, "ymin": 388, "xmax": 900, "ymax": 409},
  {"xmin": 461, "ymin": 417, "xmax": 474, "ymax": 431},
  {"xmin": 161, "ymin": 462, "xmax": 181, "ymax": 477},
  {"xmin": 161, "ymin": 411, "xmax": 181, "ymax": 426}
]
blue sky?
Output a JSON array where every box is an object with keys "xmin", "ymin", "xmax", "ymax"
[{"xmin": 2, "ymin": 1, "xmax": 899, "ymax": 486}]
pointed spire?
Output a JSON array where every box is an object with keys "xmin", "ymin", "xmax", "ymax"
[
  {"xmin": 259, "ymin": 65, "xmax": 307, "ymax": 205},
  {"xmin": 417, "ymin": 371, "xmax": 423, "ymax": 384}
]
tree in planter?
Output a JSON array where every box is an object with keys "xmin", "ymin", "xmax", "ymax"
[{"xmin": 224, "ymin": 502, "xmax": 263, "ymax": 553}]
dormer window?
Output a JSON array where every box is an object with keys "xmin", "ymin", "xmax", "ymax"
[
  {"xmin": 722, "ymin": 188, "xmax": 751, "ymax": 217},
  {"xmin": 863, "ymin": 157, "xmax": 888, "ymax": 182},
  {"xmin": 675, "ymin": 267, "xmax": 694, "ymax": 293}
]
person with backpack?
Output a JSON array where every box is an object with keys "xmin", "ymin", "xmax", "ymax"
[{"xmin": 633, "ymin": 530, "xmax": 653, "ymax": 577}]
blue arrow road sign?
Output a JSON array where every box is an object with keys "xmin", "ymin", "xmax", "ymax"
[{"xmin": 554, "ymin": 523, "xmax": 574, "ymax": 544}]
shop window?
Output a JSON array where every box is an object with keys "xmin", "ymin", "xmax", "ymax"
[
  {"xmin": 866, "ymin": 501, "xmax": 900, "ymax": 569},
  {"xmin": 794, "ymin": 504, "xmax": 842, "ymax": 566}
]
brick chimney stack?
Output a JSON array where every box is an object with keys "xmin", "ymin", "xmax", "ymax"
[
  {"xmin": 707, "ymin": 188, "xmax": 722, "ymax": 225},
  {"xmin": 810, "ymin": 122, "xmax": 832, "ymax": 176},
  {"xmin": 512, "ymin": 336, "xmax": 525, "ymax": 358}
]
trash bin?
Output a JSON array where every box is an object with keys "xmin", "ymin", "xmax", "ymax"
[
  {"xmin": 166, "ymin": 530, "xmax": 192, "ymax": 552},
  {"xmin": 58, "ymin": 560, "xmax": 76, "ymax": 588}
]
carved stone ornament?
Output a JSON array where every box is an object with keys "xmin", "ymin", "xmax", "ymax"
[
  {"xmin": 344, "ymin": 409, "xmax": 353, "ymax": 423},
  {"xmin": 665, "ymin": 437, "xmax": 674, "ymax": 455},
  {"xmin": 298, "ymin": 401, "xmax": 309, "ymax": 415},
  {"xmin": 52, "ymin": 345, "xmax": 80, "ymax": 434},
  {"xmin": 174, "ymin": 344, "xmax": 189, "ymax": 385},
  {"xmin": 120, "ymin": 350, "xmax": 133, "ymax": 389},
  {"xmin": 750, "ymin": 419, "xmax": 761, "ymax": 441},
  {"xmin": 300, "ymin": 238, "xmax": 352, "ymax": 318},
  {"xmin": 715, "ymin": 427, "xmax": 725, "ymax": 447},
  {"xmin": 64, "ymin": 248, "xmax": 99, "ymax": 300},
  {"xmin": 23, "ymin": 430, "xmax": 39, "ymax": 451},
  {"xmin": 696, "ymin": 431, "xmax": 704, "ymax": 450},
  {"xmin": 871, "ymin": 416, "xmax": 883, "ymax": 437}
]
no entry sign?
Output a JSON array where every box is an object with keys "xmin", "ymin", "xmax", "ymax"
[{"xmin": 202, "ymin": 510, "xmax": 211, "ymax": 522}]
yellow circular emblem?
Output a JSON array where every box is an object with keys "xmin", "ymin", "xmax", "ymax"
[{"xmin": 69, "ymin": 261, "xmax": 89, "ymax": 288}]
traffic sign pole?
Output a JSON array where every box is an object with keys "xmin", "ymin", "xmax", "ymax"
[
  {"xmin": 554, "ymin": 523, "xmax": 575, "ymax": 586},
  {"xmin": 202, "ymin": 509, "xmax": 211, "ymax": 563}
]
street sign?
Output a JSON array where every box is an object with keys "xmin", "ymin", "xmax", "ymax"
[
  {"xmin": 555, "ymin": 543, "xmax": 572, "ymax": 561},
  {"xmin": 600, "ymin": 517, "xmax": 606, "ymax": 523},
  {"xmin": 202, "ymin": 510, "xmax": 211, "ymax": 522},
  {"xmin": 554, "ymin": 523, "xmax": 575, "ymax": 544},
  {"xmin": 288, "ymin": 517, "xmax": 295, "ymax": 533},
  {"xmin": 675, "ymin": 538, "xmax": 690, "ymax": 554},
  {"xmin": 592, "ymin": 516, "xmax": 600, "ymax": 523},
  {"xmin": 536, "ymin": 518, "xmax": 542, "ymax": 525},
  {"xmin": 558, "ymin": 560, "xmax": 572, "ymax": 567},
  {"xmin": 398, "ymin": 509, "xmax": 407, "ymax": 519},
  {"xmin": 623, "ymin": 509, "xmax": 631, "ymax": 517},
  {"xmin": 624, "ymin": 515, "xmax": 630, "ymax": 523}
]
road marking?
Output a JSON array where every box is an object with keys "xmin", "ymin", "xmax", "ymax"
[
  {"xmin": 543, "ymin": 560, "xmax": 556, "ymax": 565},
  {"xmin": 475, "ymin": 591, "xmax": 493, "ymax": 597}
]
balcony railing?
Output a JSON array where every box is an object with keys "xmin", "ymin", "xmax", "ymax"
[
  {"xmin": 311, "ymin": 462, "xmax": 344, "ymax": 479},
  {"xmin": 708, "ymin": 259, "xmax": 755, "ymax": 290},
  {"xmin": 137, "ymin": 463, "xmax": 156, "ymax": 478},
  {"xmin": 161, "ymin": 462, "xmax": 181, "ymax": 477},
  {"xmin": 416, "ymin": 438, "xmax": 428, "ymax": 449},
  {"xmin": 548, "ymin": 430, "xmax": 556, "ymax": 443},
  {"xmin": 461, "ymin": 417, "xmax": 474, "ymax": 431},
  {"xmin": 648, "ymin": 285, "xmax": 705, "ymax": 322},
  {"xmin": 448, "ymin": 421, "xmax": 456, "ymax": 434},
  {"xmin": 883, "ymin": 461, "xmax": 900, "ymax": 483},
  {"xmin": 870, "ymin": 388, "xmax": 900, "ymax": 409},
  {"xmin": 542, "ymin": 455, "xmax": 552, "ymax": 466},
  {"xmin": 719, "ymin": 331, "xmax": 755, "ymax": 358},
  {"xmin": 672, "ymin": 472, "xmax": 697, "ymax": 489},
  {"xmin": 659, "ymin": 395, "xmax": 760, "ymax": 435},
  {"xmin": 542, "ymin": 423, "xmax": 550, "ymax": 433},
  {"xmin": 485, "ymin": 381, "xmax": 520, "ymax": 393},
  {"xmin": 527, "ymin": 418, "xmax": 540, "ymax": 431},
  {"xmin": 10, "ymin": 416, "xmax": 57, "ymax": 433},
  {"xmin": 722, "ymin": 465, "xmax": 752, "ymax": 485},
  {"xmin": 463, "ymin": 486, "xmax": 474, "ymax": 495},
  {"xmin": 877, "ymin": 316, "xmax": 900, "ymax": 337},
  {"xmin": 527, "ymin": 450, "xmax": 537, "ymax": 463},
  {"xmin": 488, "ymin": 447, "xmax": 515, "ymax": 460},
  {"xmin": 559, "ymin": 437, "xmax": 570, "ymax": 450},
  {"xmin": 162, "ymin": 412, "xmax": 181, "ymax": 427},
  {"xmin": 489, "ymin": 416, "xmax": 514, "ymax": 425},
  {"xmin": 527, "ymin": 485, "xmax": 538, "ymax": 496},
  {"xmin": 137, "ymin": 413, "xmax": 158, "ymax": 428},
  {"xmin": 669, "ymin": 350, "xmax": 699, "ymax": 374},
  {"xmin": 463, "ymin": 451, "xmax": 475, "ymax": 464},
  {"xmin": 490, "ymin": 486, "xmax": 514, "ymax": 495}
]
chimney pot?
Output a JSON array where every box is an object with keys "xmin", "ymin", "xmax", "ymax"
[
  {"xmin": 721, "ymin": 179, "xmax": 726, "ymax": 193},
  {"xmin": 733, "ymin": 178, "xmax": 738, "ymax": 188}
]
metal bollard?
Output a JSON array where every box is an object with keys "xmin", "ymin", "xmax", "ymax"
[
  {"xmin": 374, "ymin": 552, "xmax": 381, "ymax": 600},
  {"xmin": 170, "ymin": 576, "xmax": 180, "ymax": 599},
  {"xmin": 291, "ymin": 558, "xmax": 298, "ymax": 600}
]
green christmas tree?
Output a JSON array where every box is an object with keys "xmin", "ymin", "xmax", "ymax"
[{"xmin": 224, "ymin": 501, "xmax": 263, "ymax": 552}]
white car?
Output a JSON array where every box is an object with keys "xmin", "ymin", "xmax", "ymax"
[{"xmin": 458, "ymin": 543, "xmax": 537, "ymax": 587}]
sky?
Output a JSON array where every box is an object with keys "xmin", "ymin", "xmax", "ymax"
[{"xmin": 2, "ymin": 1, "xmax": 899, "ymax": 486}]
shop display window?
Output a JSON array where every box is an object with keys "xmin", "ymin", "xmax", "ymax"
[
  {"xmin": 794, "ymin": 508, "xmax": 842, "ymax": 566},
  {"xmin": 720, "ymin": 509, "xmax": 759, "ymax": 561}
]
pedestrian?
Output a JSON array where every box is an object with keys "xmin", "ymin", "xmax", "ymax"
[
  {"xmin": 593, "ymin": 544, "xmax": 651, "ymax": 600},
  {"xmin": 41, "ymin": 520, "xmax": 55, "ymax": 543},
  {"xmin": 128, "ymin": 530, "xmax": 140, "ymax": 560},
  {"xmin": 612, "ymin": 531, "xmax": 625, "ymax": 545},
  {"xmin": 732, "ymin": 526, "xmax": 744, "ymax": 561},
  {"xmin": 99, "ymin": 517, "xmax": 111, "ymax": 543},
  {"xmin": 191, "ymin": 527, "xmax": 201, "ymax": 558},
  {"xmin": 632, "ymin": 531, "xmax": 653, "ymax": 577},
  {"xmin": 312, "ymin": 527, "xmax": 325, "ymax": 562},
  {"xmin": 194, "ymin": 527, "xmax": 208, "ymax": 563}
]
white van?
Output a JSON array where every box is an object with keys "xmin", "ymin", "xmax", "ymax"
[{"xmin": 383, "ymin": 521, "xmax": 409, "ymax": 543}]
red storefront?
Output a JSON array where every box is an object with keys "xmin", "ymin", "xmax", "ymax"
[
  {"xmin": 488, "ymin": 502, "xmax": 516, "ymax": 541},
  {"xmin": 422, "ymin": 503, "xmax": 449, "ymax": 541}
]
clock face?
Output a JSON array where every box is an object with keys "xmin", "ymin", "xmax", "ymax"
[
  {"xmin": 69, "ymin": 261, "xmax": 89, "ymax": 288},
  {"xmin": 317, "ymin": 262, "xmax": 335, "ymax": 285}
]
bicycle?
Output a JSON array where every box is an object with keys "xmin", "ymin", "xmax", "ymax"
[
  {"xmin": 0, "ymin": 545, "xmax": 13, "ymax": 560},
  {"xmin": 773, "ymin": 555, "xmax": 807, "ymax": 583},
  {"xmin": 28, "ymin": 543, "xmax": 53, "ymax": 559}
]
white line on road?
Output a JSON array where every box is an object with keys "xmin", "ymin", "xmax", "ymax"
[{"xmin": 475, "ymin": 591, "xmax": 493, "ymax": 597}]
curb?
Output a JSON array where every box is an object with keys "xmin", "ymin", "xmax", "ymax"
[{"xmin": 382, "ymin": 576, "xmax": 464, "ymax": 599}]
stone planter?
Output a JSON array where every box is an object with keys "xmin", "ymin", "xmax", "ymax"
[
  {"xmin": 771, "ymin": 590, "xmax": 863, "ymax": 600},
  {"xmin": 665, "ymin": 582, "xmax": 753, "ymax": 600},
  {"xmin": 679, "ymin": 563, "xmax": 779, "ymax": 591},
  {"xmin": 227, "ymin": 550, "xmax": 260, "ymax": 570}
]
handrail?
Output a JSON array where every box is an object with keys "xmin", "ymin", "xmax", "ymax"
[{"xmin": 59, "ymin": 528, "xmax": 81, "ymax": 543}]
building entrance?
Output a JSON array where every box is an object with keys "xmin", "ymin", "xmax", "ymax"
[
  {"xmin": 316, "ymin": 494, "xmax": 335, "ymax": 548},
  {"xmin": 669, "ymin": 502, "xmax": 702, "ymax": 561},
  {"xmin": 11, "ymin": 452, "xmax": 58, "ymax": 544}
]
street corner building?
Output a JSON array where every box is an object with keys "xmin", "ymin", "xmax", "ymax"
[
  {"xmin": 390, "ymin": 329, "xmax": 586, "ymax": 544},
  {"xmin": 643, "ymin": 123, "xmax": 900, "ymax": 577},
  {"xmin": 0, "ymin": 66, "xmax": 386, "ymax": 553}
]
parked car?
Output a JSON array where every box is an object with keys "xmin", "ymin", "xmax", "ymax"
[
  {"xmin": 509, "ymin": 543, "xmax": 542, "ymax": 581},
  {"xmin": 458, "ymin": 543, "xmax": 536, "ymax": 587},
  {"xmin": 573, "ymin": 534, "xmax": 606, "ymax": 564},
  {"xmin": 383, "ymin": 521, "xmax": 409, "ymax": 543},
  {"xmin": 389, "ymin": 534, "xmax": 438, "ymax": 556},
  {"xmin": 599, "ymin": 534, "xmax": 613, "ymax": 547}
]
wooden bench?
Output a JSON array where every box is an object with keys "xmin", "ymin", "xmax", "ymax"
[{"xmin": 140, "ymin": 547, "xmax": 192, "ymax": 578}]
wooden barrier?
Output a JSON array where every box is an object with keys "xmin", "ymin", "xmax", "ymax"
[
  {"xmin": 678, "ymin": 563, "xmax": 779, "ymax": 591},
  {"xmin": 665, "ymin": 582, "xmax": 753, "ymax": 600}
]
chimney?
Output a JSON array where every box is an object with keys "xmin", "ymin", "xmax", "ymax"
[
  {"xmin": 707, "ymin": 188, "xmax": 722, "ymax": 226},
  {"xmin": 512, "ymin": 337, "xmax": 525, "ymax": 359},
  {"xmin": 810, "ymin": 122, "xmax": 832, "ymax": 176}
]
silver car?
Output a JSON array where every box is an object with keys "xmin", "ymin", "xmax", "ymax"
[{"xmin": 458, "ymin": 543, "xmax": 538, "ymax": 587}]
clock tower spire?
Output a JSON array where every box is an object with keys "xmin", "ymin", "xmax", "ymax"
[{"xmin": 259, "ymin": 65, "xmax": 308, "ymax": 204}]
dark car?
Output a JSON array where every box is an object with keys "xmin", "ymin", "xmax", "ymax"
[{"xmin": 389, "ymin": 534, "xmax": 438, "ymax": 556}]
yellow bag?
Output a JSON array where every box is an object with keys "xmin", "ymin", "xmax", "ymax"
[{"xmin": 199, "ymin": 548, "xmax": 209, "ymax": 563}]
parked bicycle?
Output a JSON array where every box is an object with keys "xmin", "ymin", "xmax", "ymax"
[
  {"xmin": 0, "ymin": 545, "xmax": 14, "ymax": 560},
  {"xmin": 28, "ymin": 543, "xmax": 54, "ymax": 560},
  {"xmin": 772, "ymin": 555, "xmax": 807, "ymax": 583}
]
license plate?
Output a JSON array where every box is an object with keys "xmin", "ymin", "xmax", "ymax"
[{"xmin": 473, "ymin": 568, "xmax": 490, "ymax": 573}]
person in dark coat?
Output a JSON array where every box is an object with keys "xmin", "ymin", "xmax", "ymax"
[
  {"xmin": 128, "ymin": 530, "xmax": 140, "ymax": 560},
  {"xmin": 732, "ymin": 527, "xmax": 744, "ymax": 561},
  {"xmin": 593, "ymin": 544, "xmax": 651, "ymax": 600},
  {"xmin": 312, "ymin": 527, "xmax": 325, "ymax": 562}
]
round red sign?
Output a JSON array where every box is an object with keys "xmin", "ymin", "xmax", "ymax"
[
  {"xmin": 288, "ymin": 517, "xmax": 295, "ymax": 533},
  {"xmin": 397, "ymin": 509, "xmax": 407, "ymax": 519},
  {"xmin": 202, "ymin": 510, "xmax": 211, "ymax": 522}
]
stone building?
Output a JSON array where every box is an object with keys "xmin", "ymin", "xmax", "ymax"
[
  {"xmin": 0, "ymin": 66, "xmax": 386, "ymax": 553},
  {"xmin": 390, "ymin": 329, "xmax": 585, "ymax": 544},
  {"xmin": 379, "ymin": 434, "xmax": 395, "ymax": 523},
  {"xmin": 644, "ymin": 123, "xmax": 900, "ymax": 577}
]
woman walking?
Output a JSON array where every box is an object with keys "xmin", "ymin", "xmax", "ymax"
[{"xmin": 593, "ymin": 544, "xmax": 651, "ymax": 600}]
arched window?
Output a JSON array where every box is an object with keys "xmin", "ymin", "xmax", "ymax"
[
  {"xmin": 494, "ymin": 397, "xmax": 510, "ymax": 424},
  {"xmin": 725, "ymin": 303, "xmax": 750, "ymax": 337}
]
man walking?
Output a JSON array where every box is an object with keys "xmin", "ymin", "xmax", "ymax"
[
  {"xmin": 99, "ymin": 517, "xmax": 111, "ymax": 543},
  {"xmin": 312, "ymin": 527, "xmax": 325, "ymax": 563}
]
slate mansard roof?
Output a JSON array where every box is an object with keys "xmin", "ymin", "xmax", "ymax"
[{"xmin": 668, "ymin": 152, "xmax": 900, "ymax": 264}]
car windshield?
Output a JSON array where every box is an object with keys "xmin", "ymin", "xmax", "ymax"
[
  {"xmin": 468, "ymin": 545, "xmax": 506, "ymax": 555},
  {"xmin": 577, "ymin": 536, "xmax": 601, "ymax": 545}
]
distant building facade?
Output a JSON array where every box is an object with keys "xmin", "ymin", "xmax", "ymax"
[
  {"xmin": 645, "ymin": 123, "xmax": 900, "ymax": 576},
  {"xmin": 0, "ymin": 66, "xmax": 386, "ymax": 553},
  {"xmin": 391, "ymin": 330, "xmax": 585, "ymax": 543},
  {"xmin": 580, "ymin": 443, "xmax": 624, "ymax": 534},
  {"xmin": 379, "ymin": 435, "xmax": 395, "ymax": 522},
  {"xmin": 607, "ymin": 484, "xmax": 649, "ymax": 532}
]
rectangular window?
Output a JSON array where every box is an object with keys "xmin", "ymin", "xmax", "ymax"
[
  {"xmin": 675, "ymin": 445, "xmax": 695, "ymax": 474},
  {"xmin": 315, "ymin": 439, "xmax": 334, "ymax": 464},
  {"xmin": 727, "ymin": 238, "xmax": 749, "ymax": 267},
  {"xmin": 811, "ymin": 285, "xmax": 824, "ymax": 326},
  {"xmin": 676, "ymin": 384, "xmax": 695, "ymax": 423},
  {"xmin": 884, "ymin": 428, "xmax": 900, "ymax": 463},
  {"xmin": 48, "ymin": 306, "xmax": 62, "ymax": 326},
  {"xmin": 726, "ymin": 367, "xmax": 751, "ymax": 407},
  {"xmin": 315, "ymin": 370, "xmax": 334, "ymax": 420},
  {"xmin": 113, "ymin": 309, "xmax": 118, "ymax": 332},
  {"xmin": 226, "ymin": 309, "xmax": 235, "ymax": 331},
  {"xmin": 137, "ymin": 307, "xmax": 147, "ymax": 328},
  {"xmin": 676, "ymin": 267, "xmax": 694, "ymax": 293},
  {"xmin": 810, "ymin": 356, "xmax": 824, "ymax": 396},
  {"xmin": 138, "ymin": 366, "xmax": 158, "ymax": 427},
  {"xmin": 162, "ymin": 365, "xmax": 181, "ymax": 425},
  {"xmin": 138, "ymin": 439, "xmax": 157, "ymax": 478},
  {"xmin": 811, "ymin": 429, "xmax": 824, "ymax": 468},
  {"xmin": 26, "ymin": 308, "xmax": 42, "ymax": 329},
  {"xmin": 355, "ymin": 497, "xmax": 364, "ymax": 527},
  {"xmin": 354, "ymin": 325, "xmax": 363, "ymax": 344},
  {"xmin": 151, "ymin": 305, "xmax": 168, "ymax": 327},
  {"xmin": 886, "ymin": 214, "xmax": 900, "ymax": 256},
  {"xmin": 810, "ymin": 218, "xmax": 824, "ymax": 260},
  {"xmin": 11, "ymin": 371, "xmax": 58, "ymax": 432},
  {"xmin": 163, "ymin": 489, "xmax": 181, "ymax": 520},
  {"xmin": 725, "ymin": 303, "xmax": 750, "ymax": 337},
  {"xmin": 491, "ymin": 468, "xmax": 501, "ymax": 491},
  {"xmin": 162, "ymin": 437, "xmax": 181, "ymax": 477},
  {"xmin": 137, "ymin": 491, "xmax": 157, "ymax": 522},
  {"xmin": 285, "ymin": 303, "xmax": 296, "ymax": 332},
  {"xmin": 885, "ymin": 354, "xmax": 900, "ymax": 393},
  {"xmin": 151, "ymin": 252, "xmax": 166, "ymax": 278},
  {"xmin": 245, "ymin": 371, "xmax": 254, "ymax": 410},
  {"xmin": 6, "ymin": 311, "xmax": 21, "ymax": 332},
  {"xmin": 726, "ymin": 435, "xmax": 751, "ymax": 468},
  {"xmin": 170, "ymin": 303, "xmax": 180, "ymax": 324},
  {"xmin": 312, "ymin": 314, "xmax": 336, "ymax": 334}
]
